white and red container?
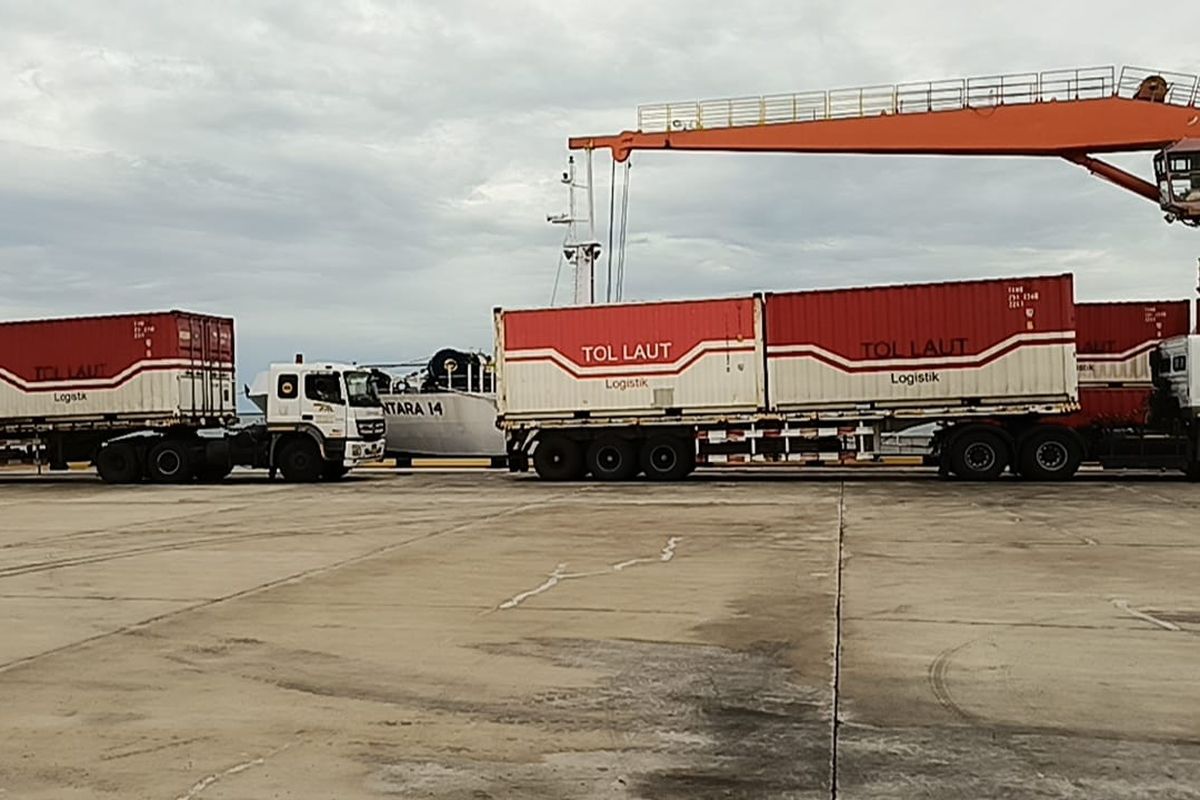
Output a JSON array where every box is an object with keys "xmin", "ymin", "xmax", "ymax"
[
  {"xmin": 496, "ymin": 298, "xmax": 763, "ymax": 419},
  {"xmin": 1075, "ymin": 300, "xmax": 1190, "ymax": 386},
  {"xmin": 0, "ymin": 311, "xmax": 235, "ymax": 428},
  {"xmin": 497, "ymin": 275, "xmax": 1078, "ymax": 420},
  {"xmin": 764, "ymin": 275, "xmax": 1077, "ymax": 410}
]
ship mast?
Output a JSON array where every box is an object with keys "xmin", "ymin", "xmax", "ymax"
[{"xmin": 548, "ymin": 154, "xmax": 601, "ymax": 305}]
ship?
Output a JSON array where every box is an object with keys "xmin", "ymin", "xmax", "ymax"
[{"xmin": 369, "ymin": 349, "xmax": 507, "ymax": 466}]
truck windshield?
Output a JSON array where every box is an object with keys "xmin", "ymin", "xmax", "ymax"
[{"xmin": 345, "ymin": 370, "xmax": 382, "ymax": 408}]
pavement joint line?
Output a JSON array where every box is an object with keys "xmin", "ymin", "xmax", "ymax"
[{"xmin": 830, "ymin": 480, "xmax": 846, "ymax": 800}]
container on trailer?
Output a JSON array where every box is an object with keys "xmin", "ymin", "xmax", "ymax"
[
  {"xmin": 496, "ymin": 297, "xmax": 762, "ymax": 420},
  {"xmin": 1075, "ymin": 300, "xmax": 1190, "ymax": 386},
  {"xmin": 764, "ymin": 274, "xmax": 1077, "ymax": 412},
  {"xmin": 1062, "ymin": 386, "xmax": 1154, "ymax": 429},
  {"xmin": 0, "ymin": 311, "xmax": 236, "ymax": 428}
]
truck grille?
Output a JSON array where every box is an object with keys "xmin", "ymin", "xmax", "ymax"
[{"xmin": 356, "ymin": 419, "xmax": 385, "ymax": 440}]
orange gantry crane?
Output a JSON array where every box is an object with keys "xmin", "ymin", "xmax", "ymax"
[{"xmin": 569, "ymin": 66, "xmax": 1200, "ymax": 226}]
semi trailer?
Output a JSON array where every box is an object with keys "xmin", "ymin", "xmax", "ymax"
[
  {"xmin": 0, "ymin": 311, "xmax": 385, "ymax": 483},
  {"xmin": 495, "ymin": 274, "xmax": 1200, "ymax": 481}
]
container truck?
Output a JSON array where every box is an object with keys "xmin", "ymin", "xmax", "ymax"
[
  {"xmin": 495, "ymin": 275, "xmax": 1200, "ymax": 481},
  {"xmin": 1067, "ymin": 299, "xmax": 1190, "ymax": 431},
  {"xmin": 1061, "ymin": 299, "xmax": 1195, "ymax": 472},
  {"xmin": 0, "ymin": 311, "xmax": 385, "ymax": 483}
]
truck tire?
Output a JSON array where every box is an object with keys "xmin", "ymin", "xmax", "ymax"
[
  {"xmin": 1018, "ymin": 428, "xmax": 1082, "ymax": 481},
  {"xmin": 948, "ymin": 429, "xmax": 1008, "ymax": 481},
  {"xmin": 533, "ymin": 435, "xmax": 584, "ymax": 481},
  {"xmin": 146, "ymin": 440, "xmax": 194, "ymax": 483},
  {"xmin": 279, "ymin": 439, "xmax": 322, "ymax": 483},
  {"xmin": 323, "ymin": 461, "xmax": 350, "ymax": 481},
  {"xmin": 586, "ymin": 436, "xmax": 638, "ymax": 481},
  {"xmin": 640, "ymin": 435, "xmax": 693, "ymax": 482},
  {"xmin": 96, "ymin": 443, "xmax": 142, "ymax": 484}
]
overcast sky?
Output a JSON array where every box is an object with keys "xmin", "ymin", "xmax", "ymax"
[{"xmin": 2, "ymin": 0, "xmax": 1199, "ymax": 387}]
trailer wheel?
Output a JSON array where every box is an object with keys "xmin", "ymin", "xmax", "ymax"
[
  {"xmin": 1018, "ymin": 428, "xmax": 1082, "ymax": 481},
  {"xmin": 279, "ymin": 439, "xmax": 322, "ymax": 482},
  {"xmin": 948, "ymin": 429, "xmax": 1008, "ymax": 481},
  {"xmin": 586, "ymin": 436, "xmax": 638, "ymax": 481},
  {"xmin": 640, "ymin": 435, "xmax": 693, "ymax": 482},
  {"xmin": 533, "ymin": 435, "xmax": 584, "ymax": 481},
  {"xmin": 322, "ymin": 461, "xmax": 350, "ymax": 481},
  {"xmin": 146, "ymin": 440, "xmax": 194, "ymax": 484},
  {"xmin": 96, "ymin": 443, "xmax": 142, "ymax": 484}
]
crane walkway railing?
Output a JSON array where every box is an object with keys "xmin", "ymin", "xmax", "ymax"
[{"xmin": 636, "ymin": 66, "xmax": 1200, "ymax": 134}]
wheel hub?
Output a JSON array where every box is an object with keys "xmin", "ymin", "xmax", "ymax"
[
  {"xmin": 156, "ymin": 451, "xmax": 181, "ymax": 475},
  {"xmin": 597, "ymin": 446, "xmax": 622, "ymax": 470},
  {"xmin": 1036, "ymin": 441, "xmax": 1068, "ymax": 471},
  {"xmin": 964, "ymin": 443, "xmax": 996, "ymax": 472}
]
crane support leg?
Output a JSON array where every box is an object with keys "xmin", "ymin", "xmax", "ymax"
[{"xmin": 1062, "ymin": 153, "xmax": 1161, "ymax": 205}]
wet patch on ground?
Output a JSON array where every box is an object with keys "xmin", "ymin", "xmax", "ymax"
[
  {"xmin": 837, "ymin": 723, "xmax": 1200, "ymax": 800},
  {"xmin": 498, "ymin": 638, "xmax": 831, "ymax": 800}
]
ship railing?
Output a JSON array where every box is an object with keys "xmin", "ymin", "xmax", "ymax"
[
  {"xmin": 429, "ymin": 360, "xmax": 495, "ymax": 395},
  {"xmin": 636, "ymin": 65, "xmax": 1199, "ymax": 134}
]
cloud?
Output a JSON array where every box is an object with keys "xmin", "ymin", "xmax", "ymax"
[{"xmin": 1, "ymin": 0, "xmax": 1198, "ymax": 390}]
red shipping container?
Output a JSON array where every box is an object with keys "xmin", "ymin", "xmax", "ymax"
[
  {"xmin": 765, "ymin": 275, "xmax": 1077, "ymax": 410},
  {"xmin": 1062, "ymin": 386, "xmax": 1154, "ymax": 429},
  {"xmin": 497, "ymin": 297, "xmax": 762, "ymax": 418},
  {"xmin": 0, "ymin": 311, "xmax": 235, "ymax": 426},
  {"xmin": 1075, "ymin": 300, "xmax": 1190, "ymax": 386}
]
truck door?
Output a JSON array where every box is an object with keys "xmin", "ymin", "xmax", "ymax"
[{"xmin": 302, "ymin": 372, "xmax": 348, "ymax": 439}]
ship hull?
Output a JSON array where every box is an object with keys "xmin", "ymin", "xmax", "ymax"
[{"xmin": 380, "ymin": 391, "xmax": 505, "ymax": 458}]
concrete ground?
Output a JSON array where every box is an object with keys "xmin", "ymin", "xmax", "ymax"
[{"xmin": 0, "ymin": 469, "xmax": 1197, "ymax": 799}]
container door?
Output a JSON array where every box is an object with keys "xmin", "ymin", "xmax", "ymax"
[
  {"xmin": 177, "ymin": 317, "xmax": 200, "ymax": 415},
  {"xmin": 202, "ymin": 317, "xmax": 218, "ymax": 416}
]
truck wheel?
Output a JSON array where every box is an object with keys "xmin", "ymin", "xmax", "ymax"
[
  {"xmin": 322, "ymin": 461, "xmax": 350, "ymax": 481},
  {"xmin": 533, "ymin": 435, "xmax": 584, "ymax": 481},
  {"xmin": 1018, "ymin": 428, "xmax": 1082, "ymax": 481},
  {"xmin": 640, "ymin": 435, "xmax": 693, "ymax": 482},
  {"xmin": 948, "ymin": 429, "xmax": 1008, "ymax": 481},
  {"xmin": 586, "ymin": 436, "xmax": 638, "ymax": 481},
  {"xmin": 279, "ymin": 439, "xmax": 322, "ymax": 482},
  {"xmin": 146, "ymin": 440, "xmax": 194, "ymax": 483},
  {"xmin": 96, "ymin": 443, "xmax": 142, "ymax": 484}
]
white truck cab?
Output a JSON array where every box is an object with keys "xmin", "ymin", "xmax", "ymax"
[
  {"xmin": 248, "ymin": 361, "xmax": 386, "ymax": 478},
  {"xmin": 1155, "ymin": 335, "xmax": 1200, "ymax": 413}
]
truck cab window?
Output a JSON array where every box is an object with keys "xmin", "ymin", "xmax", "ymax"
[
  {"xmin": 345, "ymin": 370, "xmax": 383, "ymax": 408},
  {"xmin": 1174, "ymin": 355, "xmax": 1187, "ymax": 373},
  {"xmin": 305, "ymin": 373, "xmax": 343, "ymax": 404},
  {"xmin": 277, "ymin": 374, "xmax": 299, "ymax": 399}
]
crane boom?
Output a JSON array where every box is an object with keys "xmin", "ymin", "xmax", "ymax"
[
  {"xmin": 569, "ymin": 65, "xmax": 1200, "ymax": 225},
  {"xmin": 569, "ymin": 97, "xmax": 1199, "ymax": 160}
]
